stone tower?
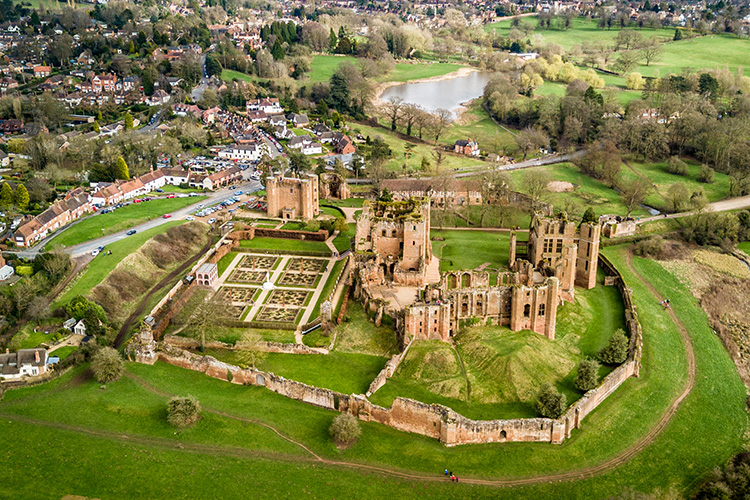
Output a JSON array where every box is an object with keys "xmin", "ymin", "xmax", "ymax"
[{"xmin": 266, "ymin": 172, "xmax": 319, "ymax": 220}]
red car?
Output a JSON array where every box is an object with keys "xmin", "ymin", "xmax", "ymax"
[
  {"xmin": 162, "ymin": 214, "xmax": 172, "ymax": 219},
  {"xmin": 167, "ymin": 194, "xmax": 176, "ymax": 199}
]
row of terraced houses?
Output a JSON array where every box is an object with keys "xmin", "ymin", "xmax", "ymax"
[{"xmin": 12, "ymin": 166, "xmax": 242, "ymax": 248}]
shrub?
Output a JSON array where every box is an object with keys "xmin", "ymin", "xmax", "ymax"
[
  {"xmin": 634, "ymin": 236, "xmax": 664, "ymax": 258},
  {"xmin": 90, "ymin": 347, "xmax": 124, "ymax": 384},
  {"xmin": 329, "ymin": 412, "xmax": 361, "ymax": 445},
  {"xmin": 15, "ymin": 265, "xmax": 34, "ymax": 276},
  {"xmin": 665, "ymin": 156, "xmax": 688, "ymax": 176},
  {"xmin": 697, "ymin": 164, "xmax": 715, "ymax": 184},
  {"xmin": 599, "ymin": 329, "xmax": 629, "ymax": 365},
  {"xmin": 575, "ymin": 358, "xmax": 600, "ymax": 392},
  {"xmin": 167, "ymin": 395, "xmax": 201, "ymax": 428},
  {"xmin": 534, "ymin": 383, "xmax": 567, "ymax": 418},
  {"xmin": 581, "ymin": 207, "xmax": 597, "ymax": 224}
]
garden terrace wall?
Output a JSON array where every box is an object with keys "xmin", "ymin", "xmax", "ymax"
[
  {"xmin": 163, "ymin": 335, "xmax": 323, "ymax": 354},
  {"xmin": 228, "ymin": 227, "xmax": 329, "ymax": 242}
]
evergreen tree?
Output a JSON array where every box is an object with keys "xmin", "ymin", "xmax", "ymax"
[
  {"xmin": 124, "ymin": 111, "xmax": 134, "ymax": 130},
  {"xmin": 14, "ymin": 184, "xmax": 29, "ymax": 210},
  {"xmin": 581, "ymin": 207, "xmax": 597, "ymax": 224},
  {"xmin": 599, "ymin": 329, "xmax": 629, "ymax": 364},
  {"xmin": 329, "ymin": 28, "xmax": 337, "ymax": 51},
  {"xmin": 96, "ymin": 110, "xmax": 103, "ymax": 121},
  {"xmin": 575, "ymin": 359, "xmax": 600, "ymax": 391},
  {"xmin": 115, "ymin": 156, "xmax": 130, "ymax": 180},
  {"xmin": 0, "ymin": 182, "xmax": 13, "ymax": 209},
  {"xmin": 534, "ymin": 383, "xmax": 567, "ymax": 418},
  {"xmin": 329, "ymin": 73, "xmax": 350, "ymax": 112},
  {"xmin": 93, "ymin": 120, "xmax": 100, "ymax": 133},
  {"xmin": 673, "ymin": 28, "xmax": 682, "ymax": 41},
  {"xmin": 271, "ymin": 39, "xmax": 285, "ymax": 60}
]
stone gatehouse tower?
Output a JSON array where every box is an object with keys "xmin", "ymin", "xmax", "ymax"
[
  {"xmin": 266, "ymin": 172, "xmax": 319, "ymax": 219},
  {"xmin": 355, "ymin": 197, "xmax": 433, "ymax": 286},
  {"xmin": 319, "ymin": 172, "xmax": 350, "ymax": 200}
]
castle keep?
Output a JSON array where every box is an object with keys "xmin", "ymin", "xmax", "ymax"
[
  {"xmin": 355, "ymin": 198, "xmax": 434, "ymax": 286},
  {"xmin": 266, "ymin": 173, "xmax": 319, "ymax": 219}
]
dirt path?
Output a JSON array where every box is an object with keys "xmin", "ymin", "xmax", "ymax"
[
  {"xmin": 450, "ymin": 345, "xmax": 471, "ymax": 403},
  {"xmin": 4, "ymin": 255, "xmax": 698, "ymax": 488},
  {"xmin": 114, "ymin": 237, "xmax": 213, "ymax": 348}
]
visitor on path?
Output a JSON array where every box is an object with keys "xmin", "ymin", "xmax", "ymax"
[
  {"xmin": 444, "ymin": 469, "xmax": 449, "ymax": 476},
  {"xmin": 451, "ymin": 475, "xmax": 455, "ymax": 482},
  {"xmin": 455, "ymin": 476, "xmax": 459, "ymax": 483}
]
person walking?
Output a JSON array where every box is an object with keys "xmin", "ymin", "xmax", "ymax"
[{"xmin": 444, "ymin": 468, "xmax": 449, "ymax": 476}]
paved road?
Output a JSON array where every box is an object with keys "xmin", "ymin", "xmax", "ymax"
[
  {"xmin": 9, "ymin": 179, "xmax": 261, "ymax": 259},
  {"xmin": 191, "ymin": 52, "xmax": 210, "ymax": 102},
  {"xmin": 636, "ymin": 194, "xmax": 750, "ymax": 225}
]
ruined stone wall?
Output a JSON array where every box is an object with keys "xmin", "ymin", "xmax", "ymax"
[
  {"xmin": 366, "ymin": 340, "xmax": 414, "ymax": 396},
  {"xmin": 152, "ymin": 253, "xmax": 642, "ymax": 447},
  {"xmin": 266, "ymin": 173, "xmax": 319, "ymax": 219},
  {"xmin": 162, "ymin": 335, "xmax": 324, "ymax": 354},
  {"xmin": 228, "ymin": 228, "xmax": 329, "ymax": 242}
]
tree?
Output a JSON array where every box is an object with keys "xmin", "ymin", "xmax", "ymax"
[
  {"xmin": 640, "ymin": 38, "xmax": 663, "ymax": 66},
  {"xmin": 599, "ymin": 329, "xmax": 629, "ymax": 365},
  {"xmin": 575, "ymin": 359, "xmax": 600, "ymax": 391},
  {"xmin": 93, "ymin": 120, "xmax": 100, "ymax": 133},
  {"xmin": 329, "ymin": 28, "xmax": 337, "ymax": 52},
  {"xmin": 14, "ymin": 184, "xmax": 29, "ymax": 210},
  {"xmin": 619, "ymin": 178, "xmax": 652, "ymax": 217},
  {"xmin": 431, "ymin": 108, "xmax": 453, "ymax": 143},
  {"xmin": 673, "ymin": 29, "xmax": 683, "ymax": 41},
  {"xmin": 534, "ymin": 383, "xmax": 567, "ymax": 418},
  {"xmin": 698, "ymin": 164, "xmax": 715, "ymax": 184},
  {"xmin": 614, "ymin": 51, "xmax": 641, "ymax": 74},
  {"xmin": 667, "ymin": 183, "xmax": 690, "ymax": 212},
  {"xmin": 514, "ymin": 127, "xmax": 549, "ymax": 161},
  {"xmin": 522, "ymin": 170, "xmax": 550, "ymax": 209},
  {"xmin": 234, "ymin": 330, "xmax": 267, "ymax": 370},
  {"xmin": 329, "ymin": 412, "xmax": 361, "ymax": 446},
  {"xmin": 576, "ymin": 140, "xmax": 621, "ymax": 186},
  {"xmin": 334, "ymin": 217, "xmax": 348, "ymax": 233},
  {"xmin": 665, "ymin": 156, "xmax": 688, "ymax": 176},
  {"xmin": 0, "ymin": 182, "xmax": 13, "ymax": 209},
  {"xmin": 581, "ymin": 207, "xmax": 597, "ymax": 224},
  {"xmin": 187, "ymin": 296, "xmax": 230, "ymax": 351},
  {"xmin": 167, "ymin": 395, "xmax": 201, "ymax": 428},
  {"xmin": 382, "ymin": 96, "xmax": 404, "ymax": 131},
  {"xmin": 91, "ymin": 347, "xmax": 124, "ymax": 384},
  {"xmin": 124, "ymin": 111, "xmax": 134, "ymax": 130},
  {"xmin": 115, "ymin": 156, "xmax": 130, "ymax": 180},
  {"xmin": 625, "ymin": 72, "xmax": 644, "ymax": 90},
  {"xmin": 83, "ymin": 306, "xmax": 104, "ymax": 337}
]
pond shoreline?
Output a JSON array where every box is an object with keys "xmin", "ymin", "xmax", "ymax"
[{"xmin": 373, "ymin": 66, "xmax": 481, "ymax": 111}]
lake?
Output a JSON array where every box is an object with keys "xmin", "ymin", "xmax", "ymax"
[{"xmin": 379, "ymin": 71, "xmax": 493, "ymax": 116}]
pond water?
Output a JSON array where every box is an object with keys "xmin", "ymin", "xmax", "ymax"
[{"xmin": 379, "ymin": 71, "xmax": 493, "ymax": 117}]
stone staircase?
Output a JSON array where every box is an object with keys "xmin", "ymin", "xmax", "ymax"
[{"xmin": 424, "ymin": 257, "xmax": 441, "ymax": 285}]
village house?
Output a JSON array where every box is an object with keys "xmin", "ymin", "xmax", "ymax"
[
  {"xmin": 454, "ymin": 139, "xmax": 480, "ymax": 156},
  {"xmin": 247, "ymin": 97, "xmax": 283, "ymax": 115},
  {"xmin": 289, "ymin": 113, "xmax": 309, "ymax": 128},
  {"xmin": 13, "ymin": 192, "xmax": 92, "ymax": 247},
  {"xmin": 33, "ymin": 65, "xmax": 51, "ymax": 78},
  {"xmin": 0, "ymin": 348, "xmax": 48, "ymax": 380},
  {"xmin": 92, "ymin": 74, "xmax": 117, "ymax": 93},
  {"xmin": 288, "ymin": 134, "xmax": 322, "ymax": 155},
  {"xmin": 217, "ymin": 143, "xmax": 265, "ymax": 162},
  {"xmin": 191, "ymin": 166, "xmax": 242, "ymax": 191},
  {"xmin": 331, "ymin": 133, "xmax": 356, "ymax": 155}
]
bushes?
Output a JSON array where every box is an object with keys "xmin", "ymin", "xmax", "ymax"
[
  {"xmin": 329, "ymin": 412, "xmax": 361, "ymax": 446},
  {"xmin": 167, "ymin": 395, "xmax": 201, "ymax": 428},
  {"xmin": 697, "ymin": 164, "xmax": 715, "ymax": 184},
  {"xmin": 665, "ymin": 156, "xmax": 689, "ymax": 176},
  {"xmin": 599, "ymin": 329, "xmax": 629, "ymax": 365},
  {"xmin": 575, "ymin": 359, "xmax": 600, "ymax": 392},
  {"xmin": 634, "ymin": 236, "xmax": 664, "ymax": 258},
  {"xmin": 534, "ymin": 383, "xmax": 567, "ymax": 418},
  {"xmin": 90, "ymin": 347, "xmax": 124, "ymax": 384}
]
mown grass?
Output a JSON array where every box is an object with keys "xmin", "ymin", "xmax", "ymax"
[
  {"xmin": 220, "ymin": 69, "xmax": 264, "ymax": 83},
  {"xmin": 309, "ymin": 259, "xmax": 345, "ymax": 319},
  {"xmin": 432, "ymin": 229, "xmax": 527, "ymax": 272},
  {"xmin": 0, "ymin": 244, "xmax": 745, "ymax": 499},
  {"xmin": 308, "ymin": 55, "xmax": 358, "ymax": 83},
  {"xmin": 382, "ymin": 62, "xmax": 467, "ymax": 83},
  {"xmin": 54, "ymin": 221, "xmax": 186, "ymax": 308},
  {"xmin": 431, "ymin": 203, "xmax": 531, "ymax": 229},
  {"xmin": 332, "ymin": 301, "xmax": 400, "ymax": 357},
  {"xmin": 205, "ymin": 348, "xmax": 387, "ymax": 395},
  {"xmin": 239, "ymin": 237, "xmax": 331, "ymax": 255},
  {"xmin": 45, "ymin": 197, "xmax": 205, "ymax": 251}
]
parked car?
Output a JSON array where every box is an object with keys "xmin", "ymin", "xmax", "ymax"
[
  {"xmin": 127, "ymin": 229, "xmax": 137, "ymax": 235},
  {"xmin": 155, "ymin": 189, "xmax": 164, "ymax": 193},
  {"xmin": 163, "ymin": 214, "xmax": 172, "ymax": 219},
  {"xmin": 167, "ymin": 194, "xmax": 176, "ymax": 199},
  {"xmin": 185, "ymin": 216, "xmax": 195, "ymax": 221},
  {"xmin": 134, "ymin": 199, "xmax": 142, "ymax": 203},
  {"xmin": 208, "ymin": 218, "xmax": 216, "ymax": 224}
]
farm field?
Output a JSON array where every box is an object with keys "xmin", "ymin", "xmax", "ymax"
[
  {"xmin": 0, "ymin": 242, "xmax": 745, "ymax": 499},
  {"xmin": 635, "ymin": 35, "xmax": 750, "ymax": 77},
  {"xmin": 45, "ymin": 197, "xmax": 206, "ymax": 251},
  {"xmin": 54, "ymin": 221, "xmax": 186, "ymax": 308},
  {"xmin": 369, "ymin": 271, "xmax": 623, "ymax": 419}
]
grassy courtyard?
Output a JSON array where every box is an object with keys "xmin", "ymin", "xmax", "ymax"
[
  {"xmin": 432, "ymin": 229, "xmax": 528, "ymax": 272},
  {"xmin": 238, "ymin": 237, "xmax": 331, "ymax": 255},
  {"xmin": 45, "ymin": 197, "xmax": 206, "ymax": 251},
  {"xmin": 369, "ymin": 271, "xmax": 624, "ymax": 419}
]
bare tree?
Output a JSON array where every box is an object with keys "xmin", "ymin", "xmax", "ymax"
[
  {"xmin": 381, "ymin": 96, "xmax": 404, "ymax": 131},
  {"xmin": 514, "ymin": 127, "xmax": 549, "ymax": 161},
  {"xmin": 640, "ymin": 38, "xmax": 663, "ymax": 66},
  {"xmin": 522, "ymin": 170, "xmax": 550, "ymax": 210},
  {"xmin": 235, "ymin": 330, "xmax": 267, "ymax": 370},
  {"xmin": 186, "ymin": 294, "xmax": 231, "ymax": 351},
  {"xmin": 619, "ymin": 177, "xmax": 653, "ymax": 217},
  {"xmin": 401, "ymin": 103, "xmax": 422, "ymax": 137},
  {"xmin": 431, "ymin": 108, "xmax": 453, "ymax": 144}
]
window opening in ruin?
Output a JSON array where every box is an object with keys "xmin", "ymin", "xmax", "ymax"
[
  {"xmin": 558, "ymin": 223, "xmax": 564, "ymax": 234},
  {"xmin": 585, "ymin": 261, "xmax": 589, "ymax": 271},
  {"xmin": 392, "ymin": 229, "xmax": 397, "ymax": 237},
  {"xmin": 556, "ymin": 240, "xmax": 563, "ymax": 253},
  {"xmin": 539, "ymin": 304, "xmax": 545, "ymax": 316},
  {"xmin": 500, "ymin": 430, "xmax": 507, "ymax": 439},
  {"xmin": 524, "ymin": 304, "xmax": 530, "ymax": 318},
  {"xmin": 382, "ymin": 230, "xmax": 386, "ymax": 237}
]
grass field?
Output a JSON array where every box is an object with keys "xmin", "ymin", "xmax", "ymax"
[
  {"xmin": 332, "ymin": 301, "xmax": 400, "ymax": 357},
  {"xmin": 431, "ymin": 204, "xmax": 531, "ymax": 229},
  {"xmin": 309, "ymin": 258, "xmax": 345, "ymax": 319},
  {"xmin": 45, "ymin": 197, "xmax": 205, "ymax": 251},
  {"xmin": 205, "ymin": 349, "xmax": 387, "ymax": 395},
  {"xmin": 370, "ymin": 271, "xmax": 623, "ymax": 419},
  {"xmin": 0, "ymin": 241, "xmax": 746, "ymax": 498},
  {"xmin": 220, "ymin": 69, "xmax": 264, "ymax": 83},
  {"xmin": 619, "ymin": 158, "xmax": 731, "ymax": 211},
  {"xmin": 432, "ymin": 229, "xmax": 528, "ymax": 272},
  {"xmin": 442, "ymin": 100, "xmax": 520, "ymax": 156},
  {"xmin": 308, "ymin": 55, "xmax": 358, "ymax": 83},
  {"xmin": 350, "ymin": 122, "xmax": 486, "ymax": 174},
  {"xmin": 54, "ymin": 221, "xmax": 186, "ymax": 308},
  {"xmin": 238, "ymin": 237, "xmax": 331, "ymax": 255},
  {"xmin": 635, "ymin": 35, "xmax": 750, "ymax": 78},
  {"xmin": 381, "ymin": 62, "xmax": 468, "ymax": 83}
]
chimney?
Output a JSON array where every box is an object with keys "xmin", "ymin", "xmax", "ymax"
[{"xmin": 34, "ymin": 350, "xmax": 40, "ymax": 363}]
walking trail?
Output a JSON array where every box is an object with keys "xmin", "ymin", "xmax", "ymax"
[{"xmin": 2, "ymin": 251, "xmax": 697, "ymax": 488}]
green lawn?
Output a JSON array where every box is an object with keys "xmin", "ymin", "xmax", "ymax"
[
  {"xmin": 432, "ymin": 229, "xmax": 527, "ymax": 272},
  {"xmin": 54, "ymin": 221, "xmax": 186, "ymax": 308},
  {"xmin": 332, "ymin": 301, "xmax": 400, "ymax": 357},
  {"xmin": 205, "ymin": 349, "xmax": 386, "ymax": 395},
  {"xmin": 308, "ymin": 55, "xmax": 358, "ymax": 83},
  {"xmin": 381, "ymin": 62, "xmax": 467, "ymax": 83},
  {"xmin": 619, "ymin": 158, "xmax": 731, "ymax": 211},
  {"xmin": 50, "ymin": 346, "xmax": 77, "ymax": 359},
  {"xmin": 220, "ymin": 69, "xmax": 265, "ymax": 83},
  {"xmin": 350, "ymin": 122, "xmax": 485, "ymax": 174},
  {"xmin": 431, "ymin": 204, "xmax": 531, "ymax": 229},
  {"xmin": 508, "ymin": 162, "xmax": 652, "ymax": 218},
  {"xmin": 239, "ymin": 237, "xmax": 331, "ymax": 255},
  {"xmin": 216, "ymin": 251, "xmax": 239, "ymax": 276},
  {"xmin": 442, "ymin": 100, "xmax": 519, "ymax": 157},
  {"xmin": 332, "ymin": 234, "xmax": 351, "ymax": 253},
  {"xmin": 45, "ymin": 197, "xmax": 205, "ymax": 251},
  {"xmin": 157, "ymin": 185, "xmax": 203, "ymax": 194},
  {"xmin": 309, "ymin": 259, "xmax": 345, "ymax": 319},
  {"xmin": 635, "ymin": 34, "xmax": 750, "ymax": 78}
]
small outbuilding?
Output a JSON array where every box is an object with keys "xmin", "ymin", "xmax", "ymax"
[{"xmin": 196, "ymin": 263, "xmax": 218, "ymax": 287}]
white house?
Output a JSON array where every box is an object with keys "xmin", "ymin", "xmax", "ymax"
[
  {"xmin": 74, "ymin": 320, "xmax": 86, "ymax": 336},
  {"xmin": 217, "ymin": 143, "xmax": 264, "ymax": 162},
  {"xmin": 0, "ymin": 264, "xmax": 13, "ymax": 281},
  {"xmin": 0, "ymin": 348, "xmax": 48, "ymax": 380},
  {"xmin": 247, "ymin": 97, "xmax": 283, "ymax": 115}
]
